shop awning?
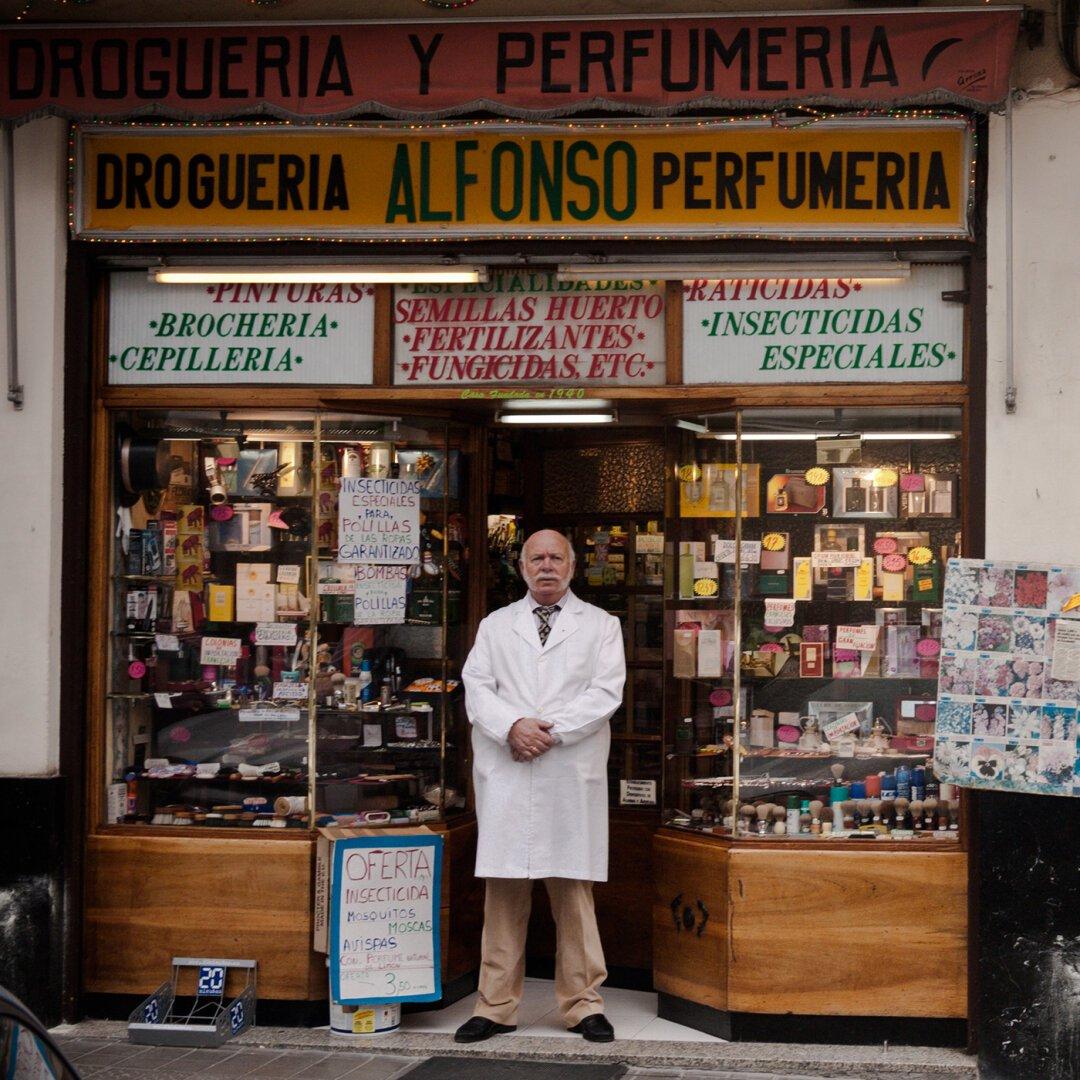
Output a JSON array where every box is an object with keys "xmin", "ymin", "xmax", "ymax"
[{"xmin": 1, "ymin": 8, "xmax": 1022, "ymax": 123}]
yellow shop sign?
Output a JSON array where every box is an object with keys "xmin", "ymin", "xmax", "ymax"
[{"xmin": 74, "ymin": 119, "xmax": 973, "ymax": 241}]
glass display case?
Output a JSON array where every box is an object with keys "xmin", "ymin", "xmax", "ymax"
[
  {"xmin": 663, "ymin": 406, "xmax": 964, "ymax": 843},
  {"xmin": 103, "ymin": 408, "xmax": 470, "ymax": 832}
]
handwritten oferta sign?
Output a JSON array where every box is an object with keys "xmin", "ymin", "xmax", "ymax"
[
  {"xmin": 329, "ymin": 834, "xmax": 442, "ymax": 1005},
  {"xmin": 683, "ymin": 263, "xmax": 964, "ymax": 384},
  {"xmin": 108, "ymin": 271, "xmax": 374, "ymax": 384}
]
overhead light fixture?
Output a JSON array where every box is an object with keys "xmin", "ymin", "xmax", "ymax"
[
  {"xmin": 710, "ymin": 431, "xmax": 956, "ymax": 441},
  {"xmin": 496, "ymin": 410, "xmax": 616, "ymax": 426},
  {"xmin": 556, "ymin": 259, "xmax": 910, "ymax": 282},
  {"xmin": 500, "ymin": 398, "xmax": 612, "ymax": 411},
  {"xmin": 150, "ymin": 264, "xmax": 488, "ymax": 284}
]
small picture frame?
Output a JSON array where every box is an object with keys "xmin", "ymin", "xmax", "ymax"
[
  {"xmin": 813, "ymin": 523, "xmax": 865, "ymax": 586},
  {"xmin": 808, "ymin": 700, "xmax": 874, "ymax": 737},
  {"xmin": 800, "ymin": 642, "xmax": 825, "ymax": 678},
  {"xmin": 208, "ymin": 502, "xmax": 274, "ymax": 552},
  {"xmin": 832, "ymin": 467, "xmax": 898, "ymax": 519},
  {"xmin": 680, "ymin": 463, "xmax": 760, "ymax": 519},
  {"xmin": 765, "ymin": 473, "xmax": 826, "ymax": 515}
]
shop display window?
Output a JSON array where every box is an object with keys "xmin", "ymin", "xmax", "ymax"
[
  {"xmin": 663, "ymin": 407, "xmax": 964, "ymax": 843},
  {"xmin": 102, "ymin": 409, "xmax": 470, "ymax": 832}
]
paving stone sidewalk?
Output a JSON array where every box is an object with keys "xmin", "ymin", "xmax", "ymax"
[{"xmin": 53, "ymin": 1037, "xmax": 871, "ymax": 1080}]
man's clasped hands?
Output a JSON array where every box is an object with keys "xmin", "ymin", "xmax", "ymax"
[{"xmin": 509, "ymin": 716, "xmax": 556, "ymax": 762}]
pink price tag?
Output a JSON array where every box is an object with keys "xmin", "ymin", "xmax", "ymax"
[
  {"xmin": 900, "ymin": 473, "xmax": 925, "ymax": 492},
  {"xmin": 873, "ymin": 536, "xmax": 899, "ymax": 555},
  {"xmin": 210, "ymin": 504, "xmax": 234, "ymax": 521},
  {"xmin": 708, "ymin": 688, "xmax": 732, "ymax": 707},
  {"xmin": 916, "ymin": 637, "xmax": 942, "ymax": 658},
  {"xmin": 776, "ymin": 725, "xmax": 801, "ymax": 744},
  {"xmin": 882, "ymin": 553, "xmax": 908, "ymax": 573},
  {"xmin": 127, "ymin": 660, "xmax": 146, "ymax": 679}
]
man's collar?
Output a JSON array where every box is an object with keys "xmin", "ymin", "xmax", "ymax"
[{"xmin": 527, "ymin": 589, "xmax": 569, "ymax": 609}]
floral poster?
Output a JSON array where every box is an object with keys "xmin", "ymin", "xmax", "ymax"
[{"xmin": 935, "ymin": 559, "xmax": 1080, "ymax": 796}]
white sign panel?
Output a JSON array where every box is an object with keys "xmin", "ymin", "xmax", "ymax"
[
  {"xmin": 354, "ymin": 564, "xmax": 409, "ymax": 625},
  {"xmin": 330, "ymin": 835, "xmax": 442, "ymax": 1005},
  {"xmin": 108, "ymin": 271, "xmax": 374, "ymax": 384},
  {"xmin": 199, "ymin": 635, "xmax": 242, "ymax": 665},
  {"xmin": 393, "ymin": 273, "xmax": 665, "ymax": 386},
  {"xmin": 338, "ymin": 478, "xmax": 421, "ymax": 564},
  {"xmin": 683, "ymin": 264, "xmax": 963, "ymax": 384}
]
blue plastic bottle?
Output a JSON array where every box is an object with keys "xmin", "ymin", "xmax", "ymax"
[{"xmin": 896, "ymin": 764, "xmax": 912, "ymax": 800}]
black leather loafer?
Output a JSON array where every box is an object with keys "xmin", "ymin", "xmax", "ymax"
[
  {"xmin": 569, "ymin": 1013, "xmax": 615, "ymax": 1042},
  {"xmin": 453, "ymin": 1016, "xmax": 517, "ymax": 1043}
]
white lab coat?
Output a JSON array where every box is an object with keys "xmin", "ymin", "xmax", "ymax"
[{"xmin": 462, "ymin": 590, "xmax": 626, "ymax": 882}]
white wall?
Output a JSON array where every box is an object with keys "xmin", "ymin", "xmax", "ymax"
[
  {"xmin": 985, "ymin": 90, "xmax": 1080, "ymax": 564},
  {"xmin": 0, "ymin": 118, "xmax": 67, "ymax": 776}
]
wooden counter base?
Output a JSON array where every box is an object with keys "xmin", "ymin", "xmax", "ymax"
[
  {"xmin": 653, "ymin": 829, "xmax": 968, "ymax": 1023},
  {"xmin": 84, "ymin": 819, "xmax": 481, "ymax": 1002}
]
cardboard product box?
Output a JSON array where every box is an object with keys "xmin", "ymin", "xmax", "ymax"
[
  {"xmin": 313, "ymin": 824, "xmax": 436, "ymax": 954},
  {"xmin": 406, "ymin": 588, "xmax": 461, "ymax": 626},
  {"xmin": 890, "ymin": 734, "xmax": 935, "ymax": 753}
]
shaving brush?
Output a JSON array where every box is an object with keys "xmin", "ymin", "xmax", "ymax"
[
  {"xmin": 869, "ymin": 798, "xmax": 883, "ymax": 829},
  {"xmin": 830, "ymin": 763, "xmax": 845, "ymax": 784},
  {"xmin": 809, "ymin": 799, "xmax": 824, "ymax": 834},
  {"xmin": 908, "ymin": 799, "xmax": 924, "ymax": 831},
  {"xmin": 856, "ymin": 799, "xmax": 872, "ymax": 828},
  {"xmin": 922, "ymin": 797, "xmax": 938, "ymax": 831},
  {"xmin": 755, "ymin": 803, "xmax": 771, "ymax": 835},
  {"xmin": 738, "ymin": 803, "xmax": 756, "ymax": 834},
  {"xmin": 879, "ymin": 797, "xmax": 894, "ymax": 829},
  {"xmin": 893, "ymin": 796, "xmax": 910, "ymax": 830},
  {"xmin": 771, "ymin": 804, "xmax": 787, "ymax": 834}
]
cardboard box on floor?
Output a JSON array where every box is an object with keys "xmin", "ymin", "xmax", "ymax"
[{"xmin": 313, "ymin": 825, "xmax": 436, "ymax": 954}]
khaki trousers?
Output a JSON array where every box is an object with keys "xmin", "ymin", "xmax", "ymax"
[{"xmin": 473, "ymin": 877, "xmax": 607, "ymax": 1028}]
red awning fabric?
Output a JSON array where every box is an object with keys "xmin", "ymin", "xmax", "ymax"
[{"xmin": 0, "ymin": 9, "xmax": 1021, "ymax": 123}]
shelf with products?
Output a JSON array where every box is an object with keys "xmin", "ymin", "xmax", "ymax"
[
  {"xmin": 662, "ymin": 405, "xmax": 964, "ymax": 846},
  {"xmin": 101, "ymin": 408, "xmax": 472, "ymax": 834}
]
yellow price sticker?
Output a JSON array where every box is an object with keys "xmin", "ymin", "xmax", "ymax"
[
  {"xmin": 804, "ymin": 467, "xmax": 830, "ymax": 486},
  {"xmin": 908, "ymin": 546, "xmax": 934, "ymax": 565},
  {"xmin": 872, "ymin": 467, "xmax": 899, "ymax": 487},
  {"xmin": 694, "ymin": 578, "xmax": 719, "ymax": 597},
  {"xmin": 762, "ymin": 533, "xmax": 786, "ymax": 551}
]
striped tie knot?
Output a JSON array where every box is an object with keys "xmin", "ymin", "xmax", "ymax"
[{"xmin": 534, "ymin": 605, "xmax": 558, "ymax": 645}]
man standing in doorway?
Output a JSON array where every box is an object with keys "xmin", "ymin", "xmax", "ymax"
[{"xmin": 455, "ymin": 529, "xmax": 626, "ymax": 1044}]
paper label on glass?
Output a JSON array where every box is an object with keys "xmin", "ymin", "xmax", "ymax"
[
  {"xmin": 241, "ymin": 706, "xmax": 301, "ymax": 723},
  {"xmin": 696, "ymin": 629, "xmax": 724, "ymax": 677},
  {"xmin": 154, "ymin": 692, "xmax": 173, "ymax": 708},
  {"xmin": 635, "ymin": 533, "xmax": 664, "ymax": 554},
  {"xmin": 155, "ymin": 634, "xmax": 180, "ymax": 652},
  {"xmin": 338, "ymin": 477, "xmax": 421, "ymax": 564},
  {"xmin": 319, "ymin": 581, "xmax": 354, "ymax": 595},
  {"xmin": 200, "ymin": 636, "xmax": 242, "ymax": 665},
  {"xmin": 713, "ymin": 538, "xmax": 762, "ymax": 564},
  {"xmin": 823, "ymin": 712, "xmax": 862, "ymax": 740},
  {"xmin": 363, "ymin": 724, "xmax": 383, "ymax": 747},
  {"xmin": 693, "ymin": 561, "xmax": 718, "ymax": 580},
  {"xmin": 854, "ymin": 558, "xmax": 875, "ymax": 601},
  {"xmin": 1051, "ymin": 619, "xmax": 1080, "ymax": 681},
  {"xmin": 835, "ymin": 625, "xmax": 880, "ymax": 652},
  {"xmin": 811, "ymin": 550, "xmax": 863, "ymax": 568},
  {"xmin": 273, "ymin": 681, "xmax": 309, "ymax": 700},
  {"xmin": 277, "ymin": 564, "xmax": 301, "ymax": 585},
  {"xmin": 255, "ymin": 622, "xmax": 298, "ymax": 647},
  {"xmin": 793, "ymin": 557, "xmax": 812, "ymax": 600},
  {"xmin": 764, "ymin": 598, "xmax": 797, "ymax": 629},
  {"xmin": 395, "ymin": 715, "xmax": 419, "ymax": 739},
  {"xmin": 619, "ymin": 780, "xmax": 658, "ymax": 806},
  {"xmin": 354, "ymin": 564, "xmax": 409, "ymax": 625}
]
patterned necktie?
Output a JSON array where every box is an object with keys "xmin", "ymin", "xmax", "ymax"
[{"xmin": 534, "ymin": 605, "xmax": 557, "ymax": 646}]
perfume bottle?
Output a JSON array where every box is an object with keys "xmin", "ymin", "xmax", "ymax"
[
  {"xmin": 931, "ymin": 479, "xmax": 953, "ymax": 515},
  {"xmin": 868, "ymin": 483, "xmax": 884, "ymax": 513},
  {"xmin": 845, "ymin": 476, "xmax": 866, "ymax": 512},
  {"xmin": 774, "ymin": 484, "xmax": 789, "ymax": 511}
]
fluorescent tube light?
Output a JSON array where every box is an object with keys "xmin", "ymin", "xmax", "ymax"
[
  {"xmin": 497, "ymin": 411, "xmax": 616, "ymax": 426},
  {"xmin": 151, "ymin": 265, "xmax": 487, "ymax": 284},
  {"xmin": 556, "ymin": 260, "xmax": 910, "ymax": 282},
  {"xmin": 710, "ymin": 431, "xmax": 956, "ymax": 441}
]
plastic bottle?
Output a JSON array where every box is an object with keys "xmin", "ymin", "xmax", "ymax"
[
  {"xmin": 895, "ymin": 764, "xmax": 912, "ymax": 800},
  {"xmin": 786, "ymin": 795, "xmax": 801, "ymax": 835},
  {"xmin": 911, "ymin": 767, "xmax": 926, "ymax": 802},
  {"xmin": 358, "ymin": 657, "xmax": 375, "ymax": 703}
]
